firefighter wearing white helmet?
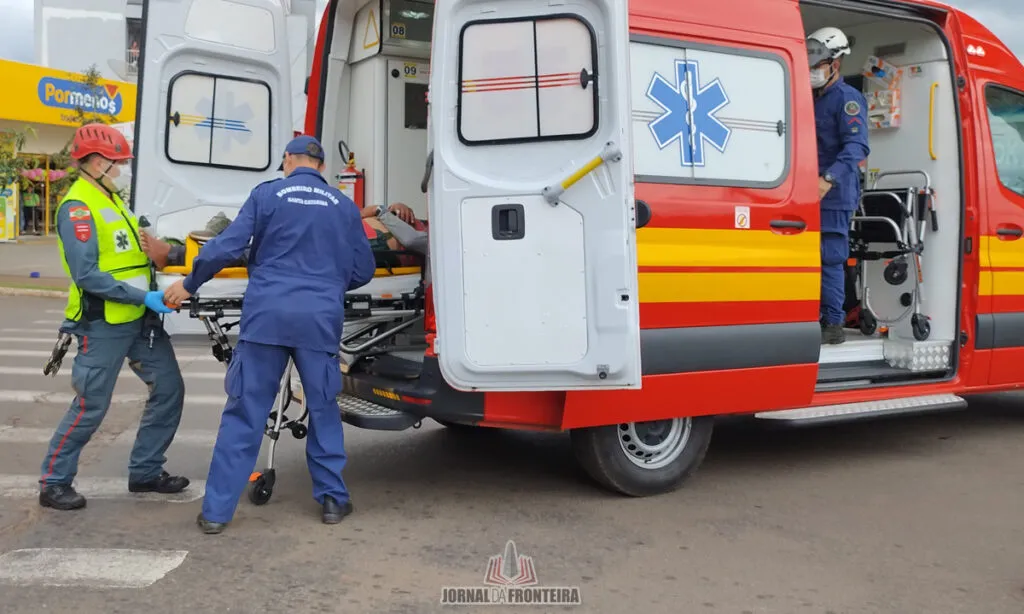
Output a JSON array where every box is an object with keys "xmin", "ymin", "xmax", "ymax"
[{"xmin": 807, "ymin": 26, "xmax": 869, "ymax": 345}]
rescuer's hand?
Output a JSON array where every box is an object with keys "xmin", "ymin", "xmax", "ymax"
[
  {"xmin": 164, "ymin": 279, "xmax": 192, "ymax": 306},
  {"xmin": 141, "ymin": 231, "xmax": 172, "ymax": 270},
  {"xmin": 818, "ymin": 176, "xmax": 833, "ymax": 200}
]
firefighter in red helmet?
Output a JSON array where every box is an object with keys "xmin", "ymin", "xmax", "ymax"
[{"xmin": 37, "ymin": 122, "xmax": 190, "ymax": 511}]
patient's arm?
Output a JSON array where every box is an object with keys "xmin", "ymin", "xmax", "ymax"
[{"xmin": 377, "ymin": 209, "xmax": 428, "ymax": 255}]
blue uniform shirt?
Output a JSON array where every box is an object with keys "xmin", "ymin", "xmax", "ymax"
[
  {"xmin": 814, "ymin": 77, "xmax": 870, "ymax": 216},
  {"xmin": 183, "ymin": 167, "xmax": 376, "ymax": 353}
]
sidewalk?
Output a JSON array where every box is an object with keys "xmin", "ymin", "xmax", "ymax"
[{"xmin": 0, "ymin": 236, "xmax": 71, "ymax": 296}]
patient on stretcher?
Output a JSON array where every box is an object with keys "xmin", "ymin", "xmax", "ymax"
[{"xmin": 141, "ymin": 203, "xmax": 427, "ymax": 271}]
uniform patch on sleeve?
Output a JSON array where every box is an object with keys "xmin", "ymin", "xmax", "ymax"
[
  {"xmin": 844, "ymin": 100, "xmax": 862, "ymax": 116},
  {"xmin": 68, "ymin": 205, "xmax": 91, "ymax": 221},
  {"xmin": 73, "ymin": 222, "xmax": 92, "ymax": 243}
]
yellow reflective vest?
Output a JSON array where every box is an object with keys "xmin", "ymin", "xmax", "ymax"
[{"xmin": 56, "ymin": 178, "xmax": 151, "ymax": 324}]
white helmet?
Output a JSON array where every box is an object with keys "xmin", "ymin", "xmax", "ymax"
[{"xmin": 807, "ymin": 26, "xmax": 851, "ymax": 67}]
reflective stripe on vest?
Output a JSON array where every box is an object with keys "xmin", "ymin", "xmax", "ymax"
[{"xmin": 56, "ymin": 178, "xmax": 151, "ymax": 324}]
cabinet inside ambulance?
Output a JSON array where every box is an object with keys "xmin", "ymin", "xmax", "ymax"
[{"xmin": 798, "ymin": 2, "xmax": 966, "ymax": 391}]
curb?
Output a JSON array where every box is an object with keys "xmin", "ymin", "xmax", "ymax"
[{"xmin": 0, "ymin": 287, "xmax": 68, "ymax": 299}]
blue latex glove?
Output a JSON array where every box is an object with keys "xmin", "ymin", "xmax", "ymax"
[{"xmin": 144, "ymin": 291, "xmax": 174, "ymax": 314}]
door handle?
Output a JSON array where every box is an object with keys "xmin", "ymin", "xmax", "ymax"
[
  {"xmin": 492, "ymin": 204, "xmax": 525, "ymax": 240},
  {"xmin": 996, "ymin": 224, "xmax": 1023, "ymax": 239},
  {"xmin": 770, "ymin": 219, "xmax": 806, "ymax": 230}
]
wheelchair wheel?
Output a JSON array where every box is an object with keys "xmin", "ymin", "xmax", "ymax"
[
  {"xmin": 911, "ymin": 314, "xmax": 931, "ymax": 341},
  {"xmin": 248, "ymin": 472, "xmax": 274, "ymax": 506},
  {"xmin": 859, "ymin": 309, "xmax": 877, "ymax": 336}
]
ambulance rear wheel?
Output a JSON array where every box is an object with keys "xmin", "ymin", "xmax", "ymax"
[{"xmin": 570, "ymin": 416, "xmax": 714, "ymax": 497}]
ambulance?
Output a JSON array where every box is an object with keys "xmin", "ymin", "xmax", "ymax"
[{"xmin": 132, "ymin": 0, "xmax": 1024, "ymax": 497}]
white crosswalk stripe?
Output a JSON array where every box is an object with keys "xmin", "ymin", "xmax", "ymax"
[
  {"xmin": 0, "ymin": 366, "xmax": 225, "ymax": 379},
  {"xmin": 0, "ymin": 348, "xmax": 219, "ymax": 361},
  {"xmin": 0, "ymin": 426, "xmax": 220, "ymax": 446},
  {"xmin": 0, "ymin": 476, "xmax": 205, "ymax": 503},
  {"xmin": 0, "ymin": 328, "xmax": 63, "ymax": 335},
  {"xmin": 0, "ymin": 390, "xmax": 226, "ymax": 405},
  {"xmin": 0, "ymin": 548, "xmax": 190, "ymax": 588}
]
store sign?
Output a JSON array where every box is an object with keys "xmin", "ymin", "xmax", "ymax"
[{"xmin": 38, "ymin": 78, "xmax": 124, "ymax": 116}]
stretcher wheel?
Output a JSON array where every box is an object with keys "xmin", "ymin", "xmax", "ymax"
[
  {"xmin": 859, "ymin": 310, "xmax": 877, "ymax": 336},
  {"xmin": 248, "ymin": 472, "xmax": 273, "ymax": 506},
  {"xmin": 911, "ymin": 314, "xmax": 931, "ymax": 341},
  {"xmin": 289, "ymin": 424, "xmax": 307, "ymax": 439}
]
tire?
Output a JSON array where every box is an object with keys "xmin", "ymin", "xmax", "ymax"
[{"xmin": 571, "ymin": 416, "xmax": 714, "ymax": 497}]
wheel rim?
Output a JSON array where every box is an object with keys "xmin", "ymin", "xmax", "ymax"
[{"xmin": 617, "ymin": 418, "xmax": 692, "ymax": 470}]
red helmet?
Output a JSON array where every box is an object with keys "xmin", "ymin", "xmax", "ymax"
[{"xmin": 70, "ymin": 123, "xmax": 133, "ymax": 162}]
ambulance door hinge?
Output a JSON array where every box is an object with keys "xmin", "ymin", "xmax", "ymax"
[
  {"xmin": 960, "ymin": 331, "xmax": 968, "ymax": 347},
  {"xmin": 957, "ymin": 75, "xmax": 967, "ymax": 90},
  {"xmin": 964, "ymin": 236, "xmax": 972, "ymax": 254}
]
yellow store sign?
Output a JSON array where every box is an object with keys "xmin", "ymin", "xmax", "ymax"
[{"xmin": 0, "ymin": 60, "xmax": 136, "ymax": 127}]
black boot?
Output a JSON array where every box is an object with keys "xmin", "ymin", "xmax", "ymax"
[
  {"xmin": 128, "ymin": 471, "xmax": 190, "ymax": 494},
  {"xmin": 196, "ymin": 513, "xmax": 227, "ymax": 535},
  {"xmin": 39, "ymin": 484, "xmax": 86, "ymax": 510},
  {"xmin": 822, "ymin": 324, "xmax": 846, "ymax": 345},
  {"xmin": 321, "ymin": 496, "xmax": 353, "ymax": 524}
]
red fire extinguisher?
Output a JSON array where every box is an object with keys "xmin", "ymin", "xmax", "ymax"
[{"xmin": 336, "ymin": 147, "xmax": 365, "ymax": 209}]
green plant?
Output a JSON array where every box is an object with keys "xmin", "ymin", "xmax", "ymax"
[
  {"xmin": 0, "ymin": 127, "xmax": 37, "ymax": 187},
  {"xmin": 48, "ymin": 64, "xmax": 121, "ymax": 192}
]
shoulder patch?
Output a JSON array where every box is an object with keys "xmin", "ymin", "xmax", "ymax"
[
  {"xmin": 73, "ymin": 222, "xmax": 92, "ymax": 243},
  {"xmin": 844, "ymin": 100, "xmax": 861, "ymax": 116},
  {"xmin": 68, "ymin": 205, "xmax": 91, "ymax": 221}
]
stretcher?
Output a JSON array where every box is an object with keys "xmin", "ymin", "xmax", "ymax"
[{"xmin": 156, "ymin": 236, "xmax": 426, "ymax": 505}]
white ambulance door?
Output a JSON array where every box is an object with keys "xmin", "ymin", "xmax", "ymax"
[
  {"xmin": 131, "ymin": 0, "xmax": 293, "ymax": 243},
  {"xmin": 428, "ymin": 0, "xmax": 640, "ymax": 392}
]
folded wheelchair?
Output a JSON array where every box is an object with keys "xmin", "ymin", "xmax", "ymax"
[{"xmin": 847, "ymin": 169, "xmax": 938, "ymax": 341}]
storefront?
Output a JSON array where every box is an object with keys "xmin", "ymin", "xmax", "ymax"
[{"xmin": 0, "ymin": 59, "xmax": 136, "ymax": 240}]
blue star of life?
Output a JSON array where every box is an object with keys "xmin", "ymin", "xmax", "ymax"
[{"xmin": 646, "ymin": 59, "xmax": 732, "ymax": 167}]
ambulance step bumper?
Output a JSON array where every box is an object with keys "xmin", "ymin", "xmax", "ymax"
[
  {"xmin": 338, "ymin": 394, "xmax": 420, "ymax": 431},
  {"xmin": 754, "ymin": 393, "xmax": 967, "ymax": 426}
]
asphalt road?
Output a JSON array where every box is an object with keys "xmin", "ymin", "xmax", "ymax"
[{"xmin": 0, "ymin": 295, "xmax": 1022, "ymax": 614}]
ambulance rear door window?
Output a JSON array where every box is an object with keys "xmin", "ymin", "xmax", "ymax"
[
  {"xmin": 456, "ymin": 14, "xmax": 599, "ymax": 145},
  {"xmin": 164, "ymin": 71, "xmax": 273, "ymax": 172}
]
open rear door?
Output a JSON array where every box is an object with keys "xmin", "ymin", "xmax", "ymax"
[
  {"xmin": 132, "ymin": 0, "xmax": 293, "ymax": 244},
  {"xmin": 428, "ymin": 0, "xmax": 640, "ymax": 392}
]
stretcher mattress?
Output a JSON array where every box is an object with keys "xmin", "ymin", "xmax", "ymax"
[{"xmin": 154, "ymin": 267, "xmax": 422, "ymax": 301}]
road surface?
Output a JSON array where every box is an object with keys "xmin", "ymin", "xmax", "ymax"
[{"xmin": 0, "ymin": 295, "xmax": 1022, "ymax": 613}]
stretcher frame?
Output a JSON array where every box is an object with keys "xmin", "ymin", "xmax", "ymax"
[{"xmin": 173, "ymin": 249, "xmax": 427, "ymax": 505}]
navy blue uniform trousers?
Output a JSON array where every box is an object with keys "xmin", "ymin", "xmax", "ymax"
[
  {"xmin": 820, "ymin": 209, "xmax": 854, "ymax": 325},
  {"xmin": 201, "ymin": 340, "xmax": 347, "ymax": 524}
]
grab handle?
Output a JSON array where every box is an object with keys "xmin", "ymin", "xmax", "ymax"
[
  {"xmin": 928, "ymin": 82, "xmax": 938, "ymax": 161},
  {"xmin": 542, "ymin": 141, "xmax": 622, "ymax": 205}
]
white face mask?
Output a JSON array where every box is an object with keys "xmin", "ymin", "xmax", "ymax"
[
  {"xmin": 100, "ymin": 163, "xmax": 132, "ymax": 197},
  {"xmin": 810, "ymin": 66, "xmax": 830, "ymax": 89}
]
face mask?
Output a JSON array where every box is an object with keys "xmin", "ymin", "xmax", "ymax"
[
  {"xmin": 810, "ymin": 66, "xmax": 830, "ymax": 89},
  {"xmin": 100, "ymin": 162, "xmax": 131, "ymax": 197}
]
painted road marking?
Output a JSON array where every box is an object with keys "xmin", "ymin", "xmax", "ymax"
[
  {"xmin": 0, "ymin": 328, "xmax": 64, "ymax": 335},
  {"xmin": 112, "ymin": 428, "xmax": 218, "ymax": 447},
  {"xmin": 0, "ymin": 426, "xmax": 219, "ymax": 447},
  {"xmin": 0, "ymin": 390, "xmax": 225, "ymax": 405},
  {"xmin": 0, "ymin": 349, "xmax": 218, "ymax": 361},
  {"xmin": 0, "ymin": 366, "xmax": 225, "ymax": 380},
  {"xmin": 0, "ymin": 548, "xmax": 189, "ymax": 588},
  {"xmin": 0, "ymin": 476, "xmax": 205, "ymax": 503}
]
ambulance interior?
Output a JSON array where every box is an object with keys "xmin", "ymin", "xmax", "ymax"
[
  {"xmin": 799, "ymin": 4, "xmax": 962, "ymax": 389},
  {"xmin": 315, "ymin": 0, "xmax": 965, "ymax": 388}
]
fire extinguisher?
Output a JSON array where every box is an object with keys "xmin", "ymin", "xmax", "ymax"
[{"xmin": 336, "ymin": 141, "xmax": 364, "ymax": 209}]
